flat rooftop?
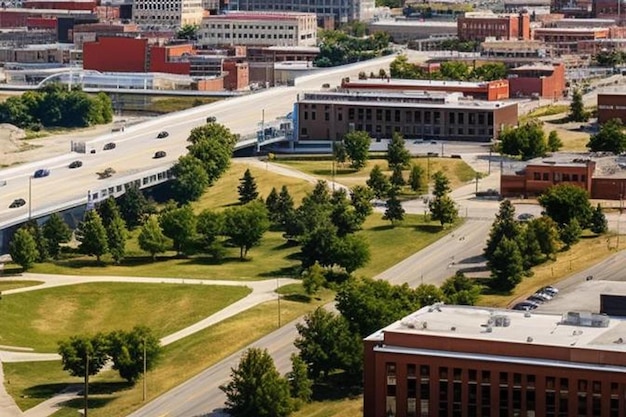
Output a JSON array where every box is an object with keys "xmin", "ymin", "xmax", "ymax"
[
  {"xmin": 369, "ymin": 19, "xmax": 457, "ymax": 27},
  {"xmin": 204, "ymin": 11, "xmax": 315, "ymax": 20},
  {"xmin": 343, "ymin": 78, "xmax": 500, "ymax": 89},
  {"xmin": 368, "ymin": 304, "xmax": 626, "ymax": 353}
]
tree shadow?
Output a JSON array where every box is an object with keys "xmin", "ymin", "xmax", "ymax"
[
  {"xmin": 413, "ymin": 224, "xmax": 444, "ymax": 233},
  {"xmin": 258, "ymin": 265, "xmax": 301, "ymax": 278},
  {"xmin": 0, "ymin": 265, "xmax": 23, "ymax": 276},
  {"xmin": 369, "ymin": 224, "xmax": 395, "ymax": 232},
  {"xmin": 23, "ymin": 383, "xmax": 74, "ymax": 400},
  {"xmin": 312, "ymin": 373, "xmax": 363, "ymax": 401},
  {"xmin": 458, "ymin": 254, "xmax": 487, "ymax": 264},
  {"xmin": 282, "ymin": 293, "xmax": 312, "ymax": 303}
]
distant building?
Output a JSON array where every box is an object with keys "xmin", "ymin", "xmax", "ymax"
[
  {"xmin": 367, "ymin": 19, "xmax": 457, "ymax": 44},
  {"xmin": 295, "ymin": 91, "xmax": 518, "ymax": 142},
  {"xmin": 598, "ymin": 92, "xmax": 626, "ymax": 124},
  {"xmin": 364, "ymin": 304, "xmax": 626, "ymax": 417},
  {"xmin": 457, "ymin": 11, "xmax": 530, "ymax": 42},
  {"xmin": 132, "ymin": 0, "xmax": 204, "ymax": 27},
  {"xmin": 508, "ymin": 62, "xmax": 566, "ymax": 99},
  {"xmin": 340, "ymin": 78, "xmax": 510, "ymax": 101},
  {"xmin": 198, "ymin": 12, "xmax": 317, "ymax": 47},
  {"xmin": 532, "ymin": 27, "xmax": 610, "ymax": 54}
]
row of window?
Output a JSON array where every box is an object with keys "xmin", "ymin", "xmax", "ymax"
[
  {"xmin": 202, "ymin": 33, "xmax": 295, "ymax": 39},
  {"xmin": 299, "ymin": 125, "xmax": 494, "ymax": 138},
  {"xmin": 206, "ymin": 24, "xmax": 297, "ymax": 30},
  {"xmin": 531, "ymin": 172, "xmax": 587, "ymax": 182}
]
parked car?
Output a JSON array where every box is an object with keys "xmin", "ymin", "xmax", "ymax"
[
  {"xmin": 526, "ymin": 295, "xmax": 546, "ymax": 304},
  {"xmin": 33, "ymin": 169, "xmax": 50, "ymax": 178},
  {"xmin": 69, "ymin": 160, "xmax": 83, "ymax": 169},
  {"xmin": 512, "ymin": 301, "xmax": 539, "ymax": 311},
  {"xmin": 153, "ymin": 150, "xmax": 167, "ymax": 159},
  {"xmin": 517, "ymin": 213, "xmax": 535, "ymax": 222},
  {"xmin": 540, "ymin": 285, "xmax": 559, "ymax": 295},
  {"xmin": 103, "ymin": 142, "xmax": 116, "ymax": 150},
  {"xmin": 532, "ymin": 291, "xmax": 553, "ymax": 301},
  {"xmin": 156, "ymin": 131, "xmax": 169, "ymax": 139},
  {"xmin": 9, "ymin": 198, "xmax": 26, "ymax": 208}
]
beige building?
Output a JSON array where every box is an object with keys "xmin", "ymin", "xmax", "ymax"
[
  {"xmin": 198, "ymin": 12, "xmax": 317, "ymax": 47},
  {"xmin": 132, "ymin": 0, "xmax": 204, "ymax": 27}
]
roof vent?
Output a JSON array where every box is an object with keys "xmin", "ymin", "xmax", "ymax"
[
  {"xmin": 572, "ymin": 329, "xmax": 583, "ymax": 336},
  {"xmin": 524, "ymin": 311, "xmax": 532, "ymax": 318},
  {"xmin": 450, "ymin": 326, "xmax": 456, "ymax": 331},
  {"xmin": 615, "ymin": 337, "xmax": 624, "ymax": 344},
  {"xmin": 485, "ymin": 326, "xmax": 493, "ymax": 333},
  {"xmin": 422, "ymin": 322, "xmax": 428, "ymax": 330},
  {"xmin": 527, "ymin": 336, "xmax": 533, "ymax": 343}
]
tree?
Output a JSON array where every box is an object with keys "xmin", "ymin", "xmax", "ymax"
[
  {"xmin": 343, "ymin": 130, "xmax": 371, "ymax": 170},
  {"xmin": 408, "ymin": 164, "xmax": 424, "ymax": 193},
  {"xmin": 484, "ymin": 199, "xmax": 520, "ymax": 261},
  {"xmin": 118, "ymin": 186, "xmax": 152, "ymax": 230},
  {"xmin": 107, "ymin": 212, "xmax": 127, "ymax": 264},
  {"xmin": 275, "ymin": 186, "xmax": 296, "ymax": 230},
  {"xmin": 429, "ymin": 172, "xmax": 458, "ymax": 227},
  {"xmin": 287, "ymin": 354, "xmax": 313, "ymax": 409},
  {"xmin": 107, "ymin": 326, "xmax": 161, "ymax": 383},
  {"xmin": 498, "ymin": 122, "xmax": 547, "ymax": 160},
  {"xmin": 223, "ymin": 201, "xmax": 270, "ymax": 259},
  {"xmin": 487, "ymin": 237, "xmax": 524, "ymax": 292},
  {"xmin": 9, "ymin": 227, "xmax": 39, "ymax": 270},
  {"xmin": 547, "ymin": 130, "xmax": 563, "ymax": 152},
  {"xmin": 294, "ymin": 308, "xmax": 361, "ymax": 380},
  {"xmin": 43, "ymin": 213, "xmax": 71, "ymax": 259},
  {"xmin": 176, "ymin": 23, "xmax": 199, "ymax": 40},
  {"xmin": 76, "ymin": 210, "xmax": 109, "ymax": 262},
  {"xmin": 187, "ymin": 123, "xmax": 236, "ymax": 185},
  {"xmin": 383, "ymin": 188, "xmax": 405, "ymax": 225},
  {"xmin": 387, "ymin": 131, "xmax": 411, "ymax": 169},
  {"xmin": 518, "ymin": 224, "xmax": 543, "ymax": 269},
  {"xmin": 529, "ymin": 216, "xmax": 560, "ymax": 258},
  {"xmin": 587, "ymin": 118, "xmax": 626, "ymax": 153},
  {"xmin": 138, "ymin": 216, "xmax": 168, "ymax": 261},
  {"xmin": 331, "ymin": 188, "xmax": 362, "ymax": 236},
  {"xmin": 333, "ymin": 141, "xmax": 347, "ymax": 166},
  {"xmin": 171, "ymin": 155, "xmax": 210, "ymax": 204},
  {"xmin": 302, "ymin": 262, "xmax": 326, "ymax": 295},
  {"xmin": 196, "ymin": 209, "xmax": 224, "ymax": 254},
  {"xmin": 97, "ymin": 197, "xmax": 120, "ymax": 229},
  {"xmin": 159, "ymin": 205, "xmax": 197, "ymax": 256},
  {"xmin": 238, "ymin": 168, "xmax": 259, "ymax": 204},
  {"xmin": 265, "ymin": 187, "xmax": 280, "ymax": 225},
  {"xmin": 590, "ymin": 204, "xmax": 608, "ymax": 234},
  {"xmin": 220, "ymin": 347, "xmax": 293, "ymax": 417},
  {"xmin": 441, "ymin": 271, "xmax": 480, "ymax": 305},
  {"xmin": 569, "ymin": 88, "xmax": 588, "ymax": 122},
  {"xmin": 390, "ymin": 165, "xmax": 405, "ymax": 188},
  {"xmin": 23, "ymin": 221, "xmax": 48, "ymax": 262},
  {"xmin": 366, "ymin": 164, "xmax": 390, "ymax": 199},
  {"xmin": 538, "ymin": 184, "xmax": 592, "ymax": 228},
  {"xmin": 333, "ymin": 234, "xmax": 370, "ymax": 274},
  {"xmin": 559, "ymin": 218, "xmax": 582, "ymax": 248},
  {"xmin": 350, "ymin": 185, "xmax": 374, "ymax": 222}
]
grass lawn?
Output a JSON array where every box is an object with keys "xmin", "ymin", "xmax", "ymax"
[
  {"xmin": 542, "ymin": 122, "xmax": 590, "ymax": 152},
  {"xmin": 146, "ymin": 96, "xmax": 221, "ymax": 114},
  {"xmin": 0, "ymin": 282, "xmax": 250, "ymax": 352},
  {"xmin": 0, "ymin": 280, "xmax": 43, "ymax": 291},
  {"xmin": 293, "ymin": 397, "xmax": 362, "ymax": 417},
  {"xmin": 7, "ymin": 288, "xmax": 334, "ymax": 416},
  {"xmin": 275, "ymin": 157, "xmax": 477, "ymax": 190}
]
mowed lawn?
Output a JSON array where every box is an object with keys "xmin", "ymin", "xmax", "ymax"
[
  {"xmin": 0, "ymin": 282, "xmax": 250, "ymax": 352},
  {"xmin": 0, "ymin": 280, "xmax": 43, "ymax": 292}
]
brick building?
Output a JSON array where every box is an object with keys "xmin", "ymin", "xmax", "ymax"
[
  {"xmin": 23, "ymin": 0, "xmax": 96, "ymax": 10},
  {"xmin": 457, "ymin": 12, "xmax": 530, "ymax": 42},
  {"xmin": 364, "ymin": 304, "xmax": 626, "ymax": 417},
  {"xmin": 597, "ymin": 92, "xmax": 626, "ymax": 124},
  {"xmin": 339, "ymin": 78, "xmax": 510, "ymax": 101},
  {"xmin": 295, "ymin": 91, "xmax": 518, "ymax": 142},
  {"xmin": 508, "ymin": 62, "xmax": 566, "ymax": 99},
  {"xmin": 532, "ymin": 27, "xmax": 609, "ymax": 54},
  {"xmin": 132, "ymin": 0, "xmax": 204, "ymax": 27}
]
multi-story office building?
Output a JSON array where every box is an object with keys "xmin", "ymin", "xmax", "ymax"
[
  {"xmin": 364, "ymin": 304, "xmax": 626, "ymax": 417},
  {"xmin": 198, "ymin": 12, "xmax": 317, "ymax": 47},
  {"xmin": 295, "ymin": 91, "xmax": 518, "ymax": 142},
  {"xmin": 228, "ymin": 0, "xmax": 374, "ymax": 25},
  {"xmin": 132, "ymin": 0, "xmax": 204, "ymax": 27},
  {"xmin": 457, "ymin": 11, "xmax": 530, "ymax": 42}
]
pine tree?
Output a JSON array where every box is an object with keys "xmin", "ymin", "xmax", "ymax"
[
  {"xmin": 107, "ymin": 213, "xmax": 127, "ymax": 264},
  {"xmin": 276, "ymin": 186, "xmax": 295, "ymax": 230},
  {"xmin": 428, "ymin": 171, "xmax": 458, "ymax": 227},
  {"xmin": 9, "ymin": 227, "xmax": 39, "ymax": 270},
  {"xmin": 366, "ymin": 164, "xmax": 390, "ymax": 199},
  {"xmin": 383, "ymin": 188, "xmax": 405, "ymax": 225},
  {"xmin": 97, "ymin": 196, "xmax": 120, "ymax": 228},
  {"xmin": 590, "ymin": 204, "xmax": 608, "ymax": 234},
  {"xmin": 390, "ymin": 165, "xmax": 405, "ymax": 188},
  {"xmin": 43, "ymin": 213, "xmax": 72, "ymax": 259},
  {"xmin": 387, "ymin": 131, "xmax": 411, "ymax": 169},
  {"xmin": 138, "ymin": 216, "xmax": 168, "ymax": 261},
  {"xmin": 487, "ymin": 236, "xmax": 524, "ymax": 292},
  {"xmin": 408, "ymin": 164, "xmax": 424, "ymax": 193},
  {"xmin": 484, "ymin": 200, "xmax": 520, "ymax": 261},
  {"xmin": 76, "ymin": 210, "xmax": 109, "ymax": 262},
  {"xmin": 238, "ymin": 168, "xmax": 259, "ymax": 204},
  {"xmin": 24, "ymin": 221, "xmax": 48, "ymax": 262},
  {"xmin": 560, "ymin": 218, "xmax": 582, "ymax": 248},
  {"xmin": 265, "ymin": 187, "xmax": 280, "ymax": 224},
  {"xmin": 287, "ymin": 354, "xmax": 313, "ymax": 409},
  {"xmin": 547, "ymin": 130, "xmax": 563, "ymax": 152},
  {"xmin": 569, "ymin": 89, "xmax": 588, "ymax": 122}
]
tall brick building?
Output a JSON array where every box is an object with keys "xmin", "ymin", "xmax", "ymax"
[{"xmin": 457, "ymin": 12, "xmax": 530, "ymax": 42}]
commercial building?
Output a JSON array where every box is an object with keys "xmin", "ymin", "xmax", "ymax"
[
  {"xmin": 457, "ymin": 12, "xmax": 530, "ymax": 42},
  {"xmin": 227, "ymin": 0, "xmax": 374, "ymax": 26},
  {"xmin": 532, "ymin": 27, "xmax": 609, "ymax": 54},
  {"xmin": 339, "ymin": 78, "xmax": 510, "ymax": 101},
  {"xmin": 508, "ymin": 62, "xmax": 566, "ymax": 99},
  {"xmin": 295, "ymin": 91, "xmax": 518, "ymax": 142},
  {"xmin": 364, "ymin": 304, "xmax": 626, "ymax": 417},
  {"xmin": 198, "ymin": 12, "xmax": 317, "ymax": 47},
  {"xmin": 367, "ymin": 19, "xmax": 457, "ymax": 44},
  {"xmin": 550, "ymin": 0, "xmax": 593, "ymax": 17},
  {"xmin": 132, "ymin": 0, "xmax": 204, "ymax": 27},
  {"xmin": 598, "ymin": 92, "xmax": 626, "ymax": 124}
]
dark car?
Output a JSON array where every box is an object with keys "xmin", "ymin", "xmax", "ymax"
[
  {"xmin": 512, "ymin": 301, "xmax": 539, "ymax": 311},
  {"xmin": 33, "ymin": 169, "xmax": 50, "ymax": 178},
  {"xmin": 517, "ymin": 213, "xmax": 535, "ymax": 222},
  {"xmin": 9, "ymin": 198, "xmax": 26, "ymax": 208},
  {"xmin": 153, "ymin": 151, "xmax": 167, "ymax": 159},
  {"xmin": 103, "ymin": 142, "xmax": 116, "ymax": 151},
  {"xmin": 526, "ymin": 295, "xmax": 546, "ymax": 304},
  {"xmin": 156, "ymin": 131, "xmax": 169, "ymax": 139},
  {"xmin": 69, "ymin": 160, "xmax": 83, "ymax": 169}
]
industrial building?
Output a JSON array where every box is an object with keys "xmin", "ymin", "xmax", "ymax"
[{"xmin": 364, "ymin": 304, "xmax": 626, "ymax": 417}]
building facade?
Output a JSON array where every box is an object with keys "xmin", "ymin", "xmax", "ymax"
[
  {"xmin": 364, "ymin": 305, "xmax": 626, "ymax": 417},
  {"xmin": 597, "ymin": 92, "xmax": 626, "ymax": 124},
  {"xmin": 457, "ymin": 12, "xmax": 530, "ymax": 42},
  {"xmin": 532, "ymin": 27, "xmax": 609, "ymax": 54},
  {"xmin": 295, "ymin": 91, "xmax": 518, "ymax": 142},
  {"xmin": 132, "ymin": 0, "xmax": 204, "ymax": 27},
  {"xmin": 508, "ymin": 62, "xmax": 566, "ymax": 99},
  {"xmin": 198, "ymin": 12, "xmax": 317, "ymax": 47}
]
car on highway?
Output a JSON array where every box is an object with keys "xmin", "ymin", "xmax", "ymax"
[
  {"xmin": 33, "ymin": 169, "xmax": 50, "ymax": 178},
  {"xmin": 157, "ymin": 131, "xmax": 169, "ymax": 139},
  {"xmin": 97, "ymin": 167, "xmax": 116, "ymax": 179},
  {"xmin": 103, "ymin": 142, "xmax": 116, "ymax": 151},
  {"xmin": 153, "ymin": 150, "xmax": 167, "ymax": 159},
  {"xmin": 9, "ymin": 198, "xmax": 26, "ymax": 208},
  {"xmin": 512, "ymin": 301, "xmax": 539, "ymax": 311},
  {"xmin": 68, "ymin": 160, "xmax": 83, "ymax": 169}
]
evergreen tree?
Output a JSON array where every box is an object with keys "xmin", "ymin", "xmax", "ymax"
[
  {"xmin": 350, "ymin": 185, "xmax": 374, "ymax": 223},
  {"xmin": 484, "ymin": 200, "xmax": 520, "ymax": 261},
  {"xmin": 547, "ymin": 130, "xmax": 563, "ymax": 152},
  {"xmin": 408, "ymin": 164, "xmax": 424, "ymax": 192},
  {"xmin": 569, "ymin": 88, "xmax": 589, "ymax": 122},
  {"xmin": 559, "ymin": 218, "xmax": 582, "ymax": 248},
  {"xmin": 487, "ymin": 236, "xmax": 524, "ymax": 292},
  {"xmin": 220, "ymin": 348, "xmax": 293, "ymax": 417},
  {"xmin": 366, "ymin": 164, "xmax": 390, "ymax": 199},
  {"xmin": 97, "ymin": 196, "xmax": 120, "ymax": 228},
  {"xmin": 76, "ymin": 210, "xmax": 109, "ymax": 262},
  {"xmin": 43, "ymin": 213, "xmax": 72, "ymax": 259},
  {"xmin": 529, "ymin": 216, "xmax": 560, "ymax": 258},
  {"xmin": 441, "ymin": 271, "xmax": 480, "ymax": 305},
  {"xmin": 519, "ymin": 225, "xmax": 543, "ymax": 269},
  {"xmin": 238, "ymin": 168, "xmax": 259, "ymax": 204},
  {"xmin": 390, "ymin": 165, "xmax": 405, "ymax": 188},
  {"xmin": 383, "ymin": 188, "xmax": 405, "ymax": 225},
  {"xmin": 428, "ymin": 171, "xmax": 457, "ymax": 227},
  {"xmin": 330, "ymin": 188, "xmax": 362, "ymax": 236},
  {"xmin": 138, "ymin": 216, "xmax": 168, "ymax": 261},
  {"xmin": 387, "ymin": 131, "xmax": 411, "ymax": 169},
  {"xmin": 333, "ymin": 141, "xmax": 347, "ymax": 166},
  {"xmin": 287, "ymin": 354, "xmax": 313, "ymax": 409},
  {"xmin": 9, "ymin": 227, "xmax": 39, "ymax": 270},
  {"xmin": 24, "ymin": 221, "xmax": 48, "ymax": 262},
  {"xmin": 265, "ymin": 187, "xmax": 280, "ymax": 224},
  {"xmin": 107, "ymin": 213, "xmax": 127, "ymax": 264},
  {"xmin": 118, "ymin": 186, "xmax": 152, "ymax": 229},
  {"xmin": 590, "ymin": 204, "xmax": 608, "ymax": 234},
  {"xmin": 275, "ymin": 186, "xmax": 296, "ymax": 230}
]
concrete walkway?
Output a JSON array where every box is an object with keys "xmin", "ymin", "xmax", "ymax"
[{"xmin": 0, "ymin": 273, "xmax": 297, "ymax": 417}]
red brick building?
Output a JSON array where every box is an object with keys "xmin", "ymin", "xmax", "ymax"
[
  {"xmin": 508, "ymin": 62, "xmax": 566, "ymax": 99},
  {"xmin": 23, "ymin": 0, "xmax": 96, "ymax": 10},
  {"xmin": 532, "ymin": 27, "xmax": 609, "ymax": 54},
  {"xmin": 597, "ymin": 92, "xmax": 626, "ymax": 124},
  {"xmin": 83, "ymin": 37, "xmax": 148, "ymax": 73},
  {"xmin": 457, "ymin": 12, "xmax": 530, "ymax": 42},
  {"xmin": 223, "ymin": 60, "xmax": 249, "ymax": 90},
  {"xmin": 340, "ymin": 78, "xmax": 510, "ymax": 101},
  {"xmin": 364, "ymin": 304, "xmax": 626, "ymax": 417}
]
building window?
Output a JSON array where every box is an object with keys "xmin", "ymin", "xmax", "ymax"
[
  {"xmin": 301, "ymin": 127, "xmax": 308, "ymax": 136},
  {"xmin": 534, "ymin": 172, "xmax": 541, "ymax": 180},
  {"xmin": 449, "ymin": 113, "xmax": 455, "ymax": 124},
  {"xmin": 563, "ymin": 173, "xmax": 570, "ymax": 181},
  {"xmin": 386, "ymin": 363, "xmax": 397, "ymax": 417},
  {"xmin": 543, "ymin": 173, "xmax": 549, "ymax": 181},
  {"xmin": 572, "ymin": 174, "xmax": 579, "ymax": 181}
]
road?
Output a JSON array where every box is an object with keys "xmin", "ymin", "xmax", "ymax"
[{"xmin": 0, "ymin": 52, "xmax": 427, "ymax": 228}]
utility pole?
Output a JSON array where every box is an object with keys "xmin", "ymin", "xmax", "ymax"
[
  {"xmin": 143, "ymin": 339, "xmax": 147, "ymax": 402},
  {"xmin": 84, "ymin": 352, "xmax": 89, "ymax": 417}
]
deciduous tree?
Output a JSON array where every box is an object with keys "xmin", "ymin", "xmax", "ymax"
[
  {"xmin": 9, "ymin": 227, "xmax": 39, "ymax": 270},
  {"xmin": 408, "ymin": 164, "xmax": 424, "ymax": 192},
  {"xmin": 43, "ymin": 213, "xmax": 71, "ymax": 259},
  {"xmin": 118, "ymin": 186, "xmax": 153, "ymax": 230},
  {"xmin": 441, "ymin": 271, "xmax": 480, "ymax": 305},
  {"xmin": 366, "ymin": 164, "xmax": 390, "ymax": 199},
  {"xmin": 159, "ymin": 205, "xmax": 197, "ymax": 256},
  {"xmin": 107, "ymin": 326, "xmax": 161, "ymax": 384},
  {"xmin": 302, "ymin": 262, "xmax": 326, "ymax": 295},
  {"xmin": 222, "ymin": 201, "xmax": 270, "ymax": 259},
  {"xmin": 343, "ymin": 130, "xmax": 371, "ymax": 170},
  {"xmin": 538, "ymin": 184, "xmax": 592, "ymax": 227},
  {"xmin": 171, "ymin": 155, "xmax": 210, "ymax": 204},
  {"xmin": 587, "ymin": 118, "xmax": 626, "ymax": 153},
  {"xmin": 387, "ymin": 131, "xmax": 411, "ymax": 169},
  {"xmin": 138, "ymin": 216, "xmax": 168, "ymax": 261},
  {"xmin": 287, "ymin": 354, "xmax": 313, "ymax": 409},
  {"xmin": 76, "ymin": 210, "xmax": 108, "ymax": 262}
]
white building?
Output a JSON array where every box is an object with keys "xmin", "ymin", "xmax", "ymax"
[
  {"xmin": 198, "ymin": 12, "xmax": 317, "ymax": 47},
  {"xmin": 132, "ymin": 0, "xmax": 204, "ymax": 27}
]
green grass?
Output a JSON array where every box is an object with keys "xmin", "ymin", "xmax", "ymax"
[
  {"xmin": 0, "ymin": 283, "xmax": 250, "ymax": 352},
  {"xmin": 293, "ymin": 397, "xmax": 362, "ymax": 417},
  {"xmin": 147, "ymin": 97, "xmax": 221, "ymax": 114},
  {"xmin": 519, "ymin": 104, "xmax": 569, "ymax": 124},
  {"xmin": 0, "ymin": 280, "xmax": 43, "ymax": 291}
]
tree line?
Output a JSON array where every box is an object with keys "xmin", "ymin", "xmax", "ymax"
[
  {"xmin": 314, "ymin": 29, "xmax": 392, "ymax": 68},
  {"xmin": 0, "ymin": 83, "xmax": 113, "ymax": 129},
  {"xmin": 389, "ymin": 55, "xmax": 507, "ymax": 82}
]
